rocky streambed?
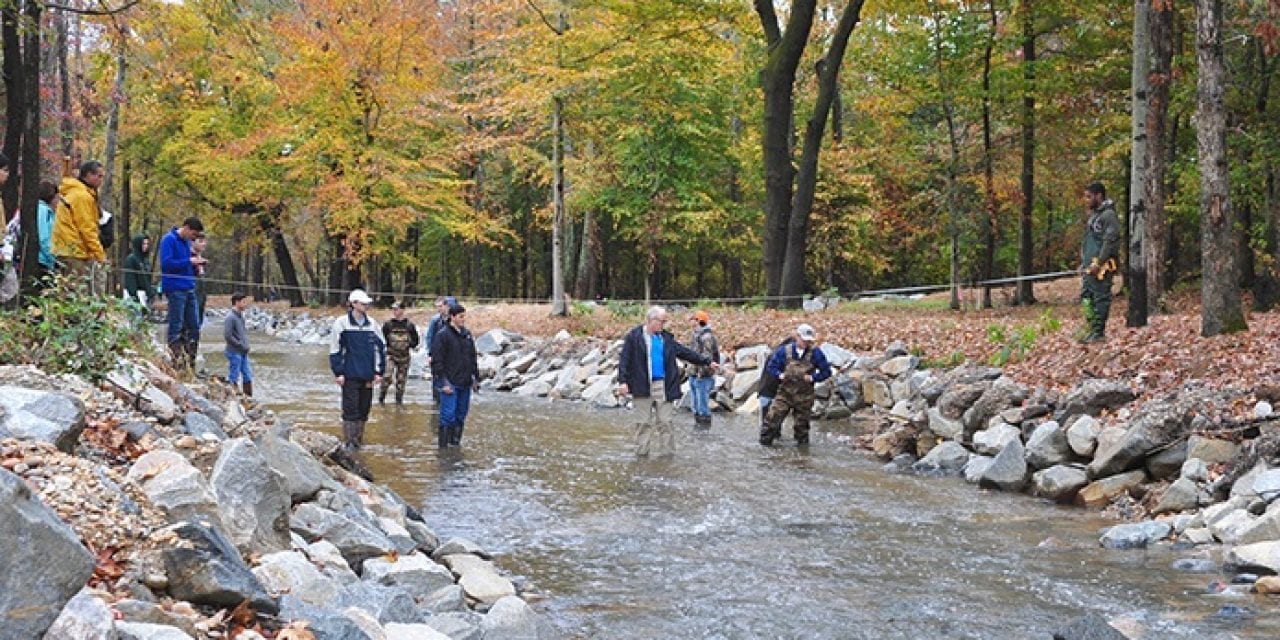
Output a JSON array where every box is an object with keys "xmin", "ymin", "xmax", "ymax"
[{"xmin": 0, "ymin": 359, "xmax": 555, "ymax": 640}]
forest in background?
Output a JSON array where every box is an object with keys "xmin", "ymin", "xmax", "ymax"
[{"xmin": 2, "ymin": 0, "xmax": 1278, "ymax": 332}]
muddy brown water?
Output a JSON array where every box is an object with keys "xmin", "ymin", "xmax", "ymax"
[{"xmin": 201, "ymin": 331, "xmax": 1277, "ymax": 639}]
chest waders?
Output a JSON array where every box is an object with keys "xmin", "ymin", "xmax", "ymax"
[
  {"xmin": 760, "ymin": 350, "xmax": 816, "ymax": 445},
  {"xmin": 380, "ymin": 327, "xmax": 414, "ymax": 405}
]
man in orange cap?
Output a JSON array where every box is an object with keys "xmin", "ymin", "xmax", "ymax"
[{"xmin": 687, "ymin": 310, "xmax": 720, "ymax": 427}]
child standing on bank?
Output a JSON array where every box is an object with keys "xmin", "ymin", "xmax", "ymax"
[{"xmin": 224, "ymin": 292, "xmax": 254, "ymax": 397}]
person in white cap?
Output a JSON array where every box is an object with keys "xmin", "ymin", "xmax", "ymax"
[
  {"xmin": 329, "ymin": 288, "xmax": 386, "ymax": 450},
  {"xmin": 760, "ymin": 323, "xmax": 831, "ymax": 446}
]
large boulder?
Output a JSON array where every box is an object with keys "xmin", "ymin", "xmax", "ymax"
[
  {"xmin": 126, "ymin": 451, "xmax": 222, "ymax": 526},
  {"xmin": 181, "ymin": 412, "xmax": 227, "ymax": 442},
  {"xmin": 878, "ymin": 355, "xmax": 915, "ymax": 377},
  {"xmin": 1099, "ymin": 521, "xmax": 1171, "ymax": 549},
  {"xmin": 0, "ymin": 469, "xmax": 95, "ymax": 639},
  {"xmin": 163, "ymin": 521, "xmax": 277, "ymax": 613},
  {"xmin": 926, "ymin": 407, "xmax": 963, "ymax": 441},
  {"xmin": 440, "ymin": 554, "xmax": 516, "ymax": 606},
  {"xmin": 1031, "ymin": 465, "xmax": 1089, "ymax": 502},
  {"xmin": 1234, "ymin": 508, "xmax": 1280, "ymax": 546},
  {"xmin": 1226, "ymin": 541, "xmax": 1280, "ymax": 574},
  {"xmin": 734, "ymin": 345, "xmax": 772, "ymax": 370},
  {"xmin": 1145, "ymin": 441, "xmax": 1187, "ymax": 481},
  {"xmin": 819, "ymin": 343, "xmax": 856, "ymax": 370},
  {"xmin": 1051, "ymin": 612, "xmax": 1128, "ymax": 640},
  {"xmin": 918, "ymin": 364, "xmax": 1003, "ymax": 405},
  {"xmin": 44, "ymin": 588, "xmax": 116, "ymax": 640},
  {"xmin": 911, "ymin": 441, "xmax": 970, "ymax": 477},
  {"xmin": 582, "ymin": 377, "xmax": 620, "ymax": 408},
  {"xmin": 1152, "ymin": 477, "xmax": 1200, "ymax": 515},
  {"xmin": 105, "ymin": 366, "xmax": 179, "ymax": 424},
  {"xmin": 1025, "ymin": 421, "xmax": 1072, "ymax": 470},
  {"xmin": 1059, "ymin": 379, "xmax": 1135, "ymax": 419},
  {"xmin": 1066, "ymin": 416, "xmax": 1100, "ymax": 457},
  {"xmin": 114, "ymin": 622, "xmax": 196, "ymax": 640},
  {"xmin": 276, "ymin": 596, "xmax": 375, "ymax": 640},
  {"xmin": 0, "ymin": 387, "xmax": 86, "ymax": 452},
  {"xmin": 210, "ymin": 438, "xmax": 292, "ymax": 555},
  {"xmin": 475, "ymin": 329, "xmax": 514, "ymax": 355},
  {"xmin": 963, "ymin": 456, "xmax": 994, "ymax": 484},
  {"xmin": 256, "ymin": 432, "xmax": 333, "ymax": 503},
  {"xmin": 1087, "ymin": 397, "xmax": 1194, "ymax": 479},
  {"xmin": 361, "ymin": 552, "xmax": 456, "ymax": 600},
  {"xmin": 291, "ymin": 503, "xmax": 396, "ymax": 568},
  {"xmin": 333, "ymin": 582, "xmax": 423, "ymax": 625},
  {"xmin": 1185, "ymin": 435, "xmax": 1240, "ymax": 466},
  {"xmin": 972, "ymin": 423, "xmax": 1021, "ymax": 456},
  {"xmin": 385, "ymin": 623, "xmax": 451, "ymax": 640},
  {"xmin": 481, "ymin": 596, "xmax": 548, "ymax": 640},
  {"xmin": 252, "ymin": 551, "xmax": 340, "ymax": 606},
  {"xmin": 730, "ymin": 369, "xmax": 762, "ymax": 402},
  {"xmin": 1075, "ymin": 470, "xmax": 1146, "ymax": 508},
  {"xmin": 937, "ymin": 381, "xmax": 990, "ymax": 420},
  {"xmin": 861, "ymin": 376, "xmax": 893, "ymax": 409},
  {"xmin": 979, "ymin": 439, "xmax": 1029, "ymax": 492},
  {"xmin": 962, "ymin": 377, "xmax": 1027, "ymax": 433},
  {"xmin": 424, "ymin": 611, "xmax": 484, "ymax": 640}
]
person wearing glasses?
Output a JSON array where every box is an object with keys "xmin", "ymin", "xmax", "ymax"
[{"xmin": 617, "ymin": 306, "xmax": 716, "ymax": 456}]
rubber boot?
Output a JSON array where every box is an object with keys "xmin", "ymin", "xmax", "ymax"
[
  {"xmin": 378, "ymin": 386, "xmax": 387, "ymax": 405},
  {"xmin": 342, "ymin": 421, "xmax": 358, "ymax": 450},
  {"xmin": 242, "ymin": 381, "xmax": 253, "ymax": 398},
  {"xmin": 438, "ymin": 424, "xmax": 449, "ymax": 449},
  {"xmin": 395, "ymin": 389, "xmax": 404, "ymax": 406},
  {"xmin": 449, "ymin": 425, "xmax": 463, "ymax": 447},
  {"xmin": 354, "ymin": 421, "xmax": 366, "ymax": 449}
]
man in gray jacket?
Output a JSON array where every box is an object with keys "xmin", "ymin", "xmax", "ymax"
[{"xmin": 223, "ymin": 292, "xmax": 254, "ymax": 397}]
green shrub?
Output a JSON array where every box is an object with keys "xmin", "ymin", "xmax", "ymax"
[{"xmin": 0, "ymin": 285, "xmax": 150, "ymax": 382}]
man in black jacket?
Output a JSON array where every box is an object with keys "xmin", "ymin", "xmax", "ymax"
[
  {"xmin": 617, "ymin": 306, "xmax": 716, "ymax": 456},
  {"xmin": 430, "ymin": 303, "xmax": 479, "ymax": 448}
]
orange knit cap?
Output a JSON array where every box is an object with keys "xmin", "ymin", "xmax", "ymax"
[{"xmin": 694, "ymin": 310, "xmax": 710, "ymax": 323}]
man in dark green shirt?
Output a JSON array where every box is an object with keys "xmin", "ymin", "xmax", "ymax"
[{"xmin": 1081, "ymin": 182, "xmax": 1120, "ymax": 342}]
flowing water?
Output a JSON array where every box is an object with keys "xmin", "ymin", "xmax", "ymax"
[{"xmin": 203, "ymin": 332, "xmax": 1277, "ymax": 639}]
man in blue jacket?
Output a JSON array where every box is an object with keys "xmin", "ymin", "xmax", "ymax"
[
  {"xmin": 330, "ymin": 289, "xmax": 386, "ymax": 450},
  {"xmin": 761, "ymin": 323, "xmax": 832, "ymax": 446},
  {"xmin": 158, "ymin": 217, "xmax": 206, "ymax": 369},
  {"xmin": 617, "ymin": 306, "xmax": 716, "ymax": 456}
]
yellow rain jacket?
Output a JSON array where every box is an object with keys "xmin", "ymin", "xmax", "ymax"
[{"xmin": 52, "ymin": 177, "xmax": 105, "ymax": 261}]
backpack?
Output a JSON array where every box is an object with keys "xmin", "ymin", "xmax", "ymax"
[{"xmin": 98, "ymin": 209, "xmax": 115, "ymax": 250}]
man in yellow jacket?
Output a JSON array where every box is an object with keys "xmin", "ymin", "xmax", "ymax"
[{"xmin": 52, "ymin": 161, "xmax": 107, "ymax": 294}]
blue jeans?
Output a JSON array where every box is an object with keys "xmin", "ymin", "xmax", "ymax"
[
  {"xmin": 690, "ymin": 376, "xmax": 714, "ymax": 417},
  {"xmin": 226, "ymin": 351, "xmax": 253, "ymax": 384},
  {"xmin": 439, "ymin": 384, "xmax": 472, "ymax": 430},
  {"xmin": 166, "ymin": 289, "xmax": 200, "ymax": 347}
]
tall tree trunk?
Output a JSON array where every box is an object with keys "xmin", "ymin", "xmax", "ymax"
[
  {"xmin": 1195, "ymin": 0, "xmax": 1245, "ymax": 336},
  {"xmin": 980, "ymin": 0, "xmax": 998, "ymax": 309},
  {"xmin": 1249, "ymin": 40, "xmax": 1277, "ymax": 310},
  {"xmin": 261, "ymin": 207, "xmax": 305, "ymax": 307},
  {"xmin": 231, "ymin": 224, "xmax": 245, "ymax": 288},
  {"xmin": 117, "ymin": 159, "xmax": 131, "ymax": 281},
  {"xmin": 779, "ymin": 0, "xmax": 865, "ymax": 308},
  {"xmin": 551, "ymin": 92, "xmax": 567, "ymax": 315},
  {"xmin": 404, "ymin": 224, "xmax": 420, "ymax": 298},
  {"xmin": 57, "ymin": 11, "xmax": 72, "ymax": 157},
  {"xmin": 929, "ymin": 1, "xmax": 962, "ymax": 311},
  {"xmin": 2, "ymin": 4, "xmax": 25, "ymax": 220},
  {"xmin": 573, "ymin": 208, "xmax": 598, "ymax": 300},
  {"xmin": 1016, "ymin": 0, "xmax": 1037, "ymax": 305},
  {"xmin": 327, "ymin": 233, "xmax": 346, "ymax": 306},
  {"xmin": 1127, "ymin": 0, "xmax": 1150, "ymax": 327},
  {"xmin": 1145, "ymin": 0, "xmax": 1173, "ymax": 314},
  {"xmin": 17, "ymin": 0, "xmax": 41, "ymax": 293},
  {"xmin": 755, "ymin": 0, "xmax": 816, "ymax": 305},
  {"xmin": 100, "ymin": 39, "xmax": 125, "ymax": 217}
]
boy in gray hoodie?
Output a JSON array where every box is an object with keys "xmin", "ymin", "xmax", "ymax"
[{"xmin": 224, "ymin": 292, "xmax": 254, "ymax": 397}]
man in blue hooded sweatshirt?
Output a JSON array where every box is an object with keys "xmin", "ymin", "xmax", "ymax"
[{"xmin": 158, "ymin": 217, "xmax": 206, "ymax": 369}]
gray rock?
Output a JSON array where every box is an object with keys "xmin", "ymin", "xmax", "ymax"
[
  {"xmin": 918, "ymin": 364, "xmax": 1003, "ymax": 405},
  {"xmin": 926, "ymin": 407, "xmax": 963, "ymax": 441},
  {"xmin": 106, "ymin": 367, "xmax": 179, "ymax": 423},
  {"xmin": 963, "ymin": 455, "xmax": 994, "ymax": 484},
  {"xmin": 861, "ymin": 376, "xmax": 893, "ymax": 408},
  {"xmin": 1231, "ymin": 463, "xmax": 1271, "ymax": 499},
  {"xmin": 256, "ymin": 432, "xmax": 333, "ymax": 502},
  {"xmin": 1181, "ymin": 458, "xmax": 1209, "ymax": 483},
  {"xmin": 1100, "ymin": 521, "xmax": 1172, "ymax": 549},
  {"xmin": 1031, "ymin": 465, "xmax": 1089, "ymax": 502},
  {"xmin": 111, "ymin": 600, "xmax": 200, "ymax": 637},
  {"xmin": 384, "ymin": 623, "xmax": 451, "ymax": 640},
  {"xmin": 1088, "ymin": 398, "xmax": 1191, "ymax": 479},
  {"xmin": 1186, "ymin": 435, "xmax": 1239, "ymax": 465},
  {"xmin": 1226, "ymin": 541, "xmax": 1280, "ymax": 574},
  {"xmin": 937, "ymin": 381, "xmax": 990, "ymax": 420},
  {"xmin": 163, "ymin": 521, "xmax": 277, "ymax": 613},
  {"xmin": 305, "ymin": 540, "xmax": 359, "ymax": 584},
  {"xmin": 405, "ymin": 520, "xmax": 439, "ymax": 554},
  {"xmin": 432, "ymin": 537, "xmax": 490, "ymax": 560},
  {"xmin": 1153, "ymin": 477, "xmax": 1200, "ymax": 515},
  {"xmin": 1076, "ymin": 470, "xmax": 1147, "ymax": 508},
  {"xmin": 334, "ymin": 581, "xmax": 423, "ymax": 624},
  {"xmin": 730, "ymin": 369, "xmax": 762, "ymax": 402},
  {"xmin": 0, "ymin": 468, "xmax": 96, "ymax": 640},
  {"xmin": 911, "ymin": 441, "xmax": 970, "ymax": 477},
  {"xmin": 1145, "ymin": 442, "xmax": 1187, "ymax": 481},
  {"xmin": 1235, "ymin": 508, "xmax": 1280, "ymax": 546},
  {"xmin": 819, "ymin": 343, "xmax": 855, "ymax": 370},
  {"xmin": 276, "ymin": 595, "xmax": 375, "ymax": 640},
  {"xmin": 440, "ymin": 554, "xmax": 516, "ymax": 606},
  {"xmin": 1025, "ymin": 421, "xmax": 1072, "ymax": 470},
  {"xmin": 378, "ymin": 517, "xmax": 418, "ymax": 555},
  {"xmin": 1066, "ymin": 416, "xmax": 1100, "ymax": 457},
  {"xmin": 972, "ymin": 423, "xmax": 1021, "ymax": 456},
  {"xmin": 507, "ymin": 352, "xmax": 538, "ymax": 375},
  {"xmin": 879, "ymin": 355, "xmax": 915, "ymax": 377},
  {"xmin": 0, "ymin": 387, "xmax": 86, "ymax": 452},
  {"xmin": 733, "ymin": 345, "xmax": 772, "ymax": 370},
  {"xmin": 291, "ymin": 504, "xmax": 396, "ymax": 568},
  {"xmin": 1051, "ymin": 612, "xmax": 1127, "ymax": 640},
  {"xmin": 362, "ymin": 552, "xmax": 456, "ymax": 599},
  {"xmin": 181, "ymin": 412, "xmax": 227, "ymax": 441},
  {"xmin": 420, "ymin": 584, "xmax": 468, "ymax": 614},
  {"xmin": 121, "ymin": 421, "xmax": 161, "ymax": 443},
  {"xmin": 1253, "ymin": 469, "xmax": 1280, "ymax": 503},
  {"xmin": 179, "ymin": 388, "xmax": 226, "ymax": 427},
  {"xmin": 424, "ymin": 611, "xmax": 484, "ymax": 640},
  {"xmin": 962, "ymin": 377, "xmax": 1027, "ymax": 434},
  {"xmin": 114, "ymin": 622, "xmax": 195, "ymax": 640},
  {"xmin": 251, "ymin": 551, "xmax": 339, "ymax": 606},
  {"xmin": 43, "ymin": 588, "xmax": 115, "ymax": 640},
  {"xmin": 1060, "ymin": 379, "xmax": 1136, "ymax": 419},
  {"xmin": 211, "ymin": 438, "xmax": 292, "ymax": 555},
  {"xmin": 1210, "ymin": 509, "xmax": 1256, "ymax": 544},
  {"xmin": 480, "ymin": 596, "xmax": 545, "ymax": 640},
  {"xmin": 126, "ymin": 451, "xmax": 222, "ymax": 526},
  {"xmin": 979, "ymin": 439, "xmax": 1029, "ymax": 492},
  {"xmin": 1170, "ymin": 558, "xmax": 1217, "ymax": 573},
  {"xmin": 831, "ymin": 373, "xmax": 865, "ymax": 411},
  {"xmin": 475, "ymin": 329, "xmax": 514, "ymax": 355}
]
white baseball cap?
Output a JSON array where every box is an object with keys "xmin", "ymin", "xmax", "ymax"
[
  {"xmin": 796, "ymin": 323, "xmax": 817, "ymax": 341},
  {"xmin": 348, "ymin": 289, "xmax": 373, "ymax": 305}
]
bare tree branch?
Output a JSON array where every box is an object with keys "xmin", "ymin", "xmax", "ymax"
[
  {"xmin": 523, "ymin": 0, "xmax": 563, "ymax": 36},
  {"xmin": 46, "ymin": 0, "xmax": 141, "ymax": 17}
]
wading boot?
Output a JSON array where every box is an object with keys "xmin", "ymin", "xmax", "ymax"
[
  {"xmin": 759, "ymin": 424, "xmax": 778, "ymax": 446},
  {"xmin": 437, "ymin": 425, "xmax": 449, "ymax": 449},
  {"xmin": 242, "ymin": 381, "xmax": 253, "ymax": 398},
  {"xmin": 354, "ymin": 421, "xmax": 367, "ymax": 448},
  {"xmin": 395, "ymin": 390, "xmax": 404, "ymax": 406},
  {"xmin": 449, "ymin": 425, "xmax": 463, "ymax": 447},
  {"xmin": 378, "ymin": 387, "xmax": 387, "ymax": 405},
  {"xmin": 342, "ymin": 421, "xmax": 358, "ymax": 450}
]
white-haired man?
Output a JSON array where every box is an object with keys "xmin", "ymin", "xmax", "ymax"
[{"xmin": 617, "ymin": 306, "xmax": 716, "ymax": 456}]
